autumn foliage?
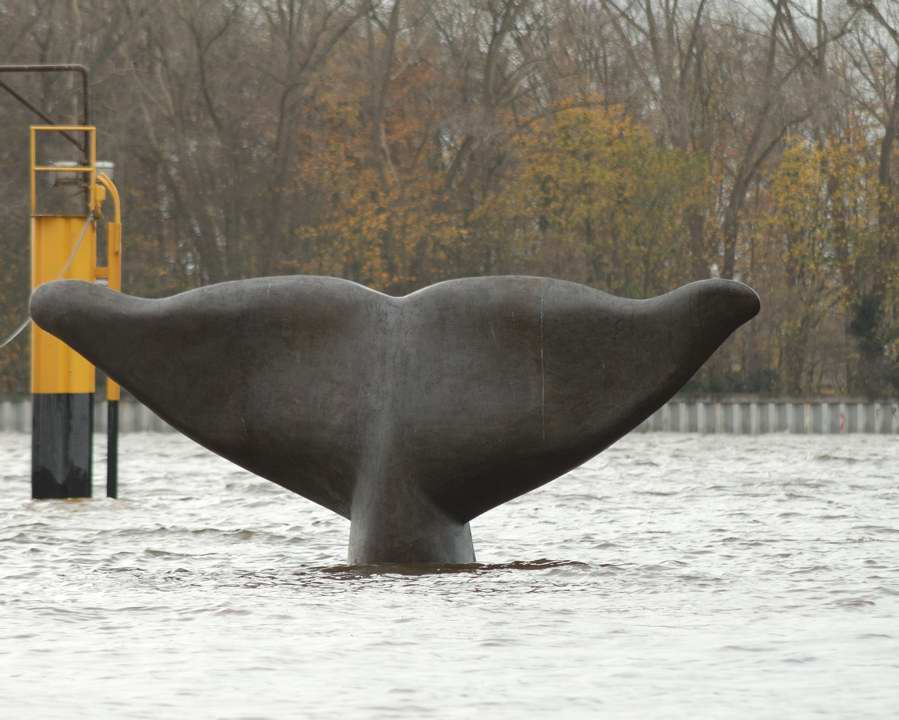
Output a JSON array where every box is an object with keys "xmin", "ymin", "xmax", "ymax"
[{"xmin": 0, "ymin": 1, "xmax": 897, "ymax": 397}]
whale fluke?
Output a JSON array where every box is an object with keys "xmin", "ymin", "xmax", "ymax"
[{"xmin": 31, "ymin": 275, "xmax": 759, "ymax": 563}]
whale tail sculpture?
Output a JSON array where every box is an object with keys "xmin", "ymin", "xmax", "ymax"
[{"xmin": 31, "ymin": 275, "xmax": 759, "ymax": 564}]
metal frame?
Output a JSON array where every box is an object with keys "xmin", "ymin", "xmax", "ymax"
[
  {"xmin": 30, "ymin": 125, "xmax": 98, "ymax": 215},
  {"xmin": 0, "ymin": 64, "xmax": 90, "ymax": 159}
]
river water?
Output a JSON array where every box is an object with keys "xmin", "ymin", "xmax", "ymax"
[{"xmin": 1, "ymin": 432, "xmax": 897, "ymax": 718}]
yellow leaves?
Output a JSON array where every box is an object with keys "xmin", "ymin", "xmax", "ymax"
[
  {"xmin": 283, "ymin": 33, "xmax": 477, "ymax": 294},
  {"xmin": 764, "ymin": 134, "xmax": 878, "ymax": 296},
  {"xmin": 296, "ymin": 128, "xmax": 465, "ymax": 292},
  {"xmin": 483, "ymin": 100, "xmax": 706, "ymax": 294}
]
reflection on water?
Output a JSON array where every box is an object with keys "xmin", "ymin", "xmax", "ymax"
[
  {"xmin": 316, "ymin": 559, "xmax": 591, "ymax": 578},
  {"xmin": 1, "ymin": 432, "xmax": 897, "ymax": 718}
]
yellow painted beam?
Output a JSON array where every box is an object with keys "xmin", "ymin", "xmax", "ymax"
[
  {"xmin": 30, "ymin": 125, "xmax": 97, "ymax": 215},
  {"xmin": 97, "ymin": 173, "xmax": 122, "ymax": 402},
  {"xmin": 31, "ymin": 216, "xmax": 96, "ymax": 394}
]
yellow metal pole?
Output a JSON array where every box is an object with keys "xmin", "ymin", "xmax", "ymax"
[
  {"xmin": 96, "ymin": 173, "xmax": 121, "ymax": 403},
  {"xmin": 30, "ymin": 124, "xmax": 97, "ymax": 498},
  {"xmin": 30, "ymin": 216, "xmax": 97, "ymax": 394},
  {"xmin": 29, "ymin": 126, "xmax": 36, "ymax": 212},
  {"xmin": 96, "ymin": 172, "xmax": 122, "ymax": 498}
]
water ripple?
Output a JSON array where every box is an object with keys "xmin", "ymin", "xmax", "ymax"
[{"xmin": 0, "ymin": 431, "xmax": 897, "ymax": 719}]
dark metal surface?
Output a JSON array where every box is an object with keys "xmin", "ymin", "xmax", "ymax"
[
  {"xmin": 31, "ymin": 392, "xmax": 93, "ymax": 499},
  {"xmin": 31, "ymin": 275, "xmax": 760, "ymax": 562},
  {"xmin": 107, "ymin": 400, "xmax": 118, "ymax": 498}
]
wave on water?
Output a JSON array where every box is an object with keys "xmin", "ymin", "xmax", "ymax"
[{"xmin": 315, "ymin": 558, "xmax": 592, "ymax": 577}]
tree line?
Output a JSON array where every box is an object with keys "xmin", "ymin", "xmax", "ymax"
[{"xmin": 1, "ymin": 0, "xmax": 897, "ymax": 397}]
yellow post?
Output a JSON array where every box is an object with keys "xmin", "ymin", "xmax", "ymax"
[
  {"xmin": 30, "ymin": 215, "xmax": 97, "ymax": 394},
  {"xmin": 97, "ymin": 173, "xmax": 122, "ymax": 402},
  {"xmin": 96, "ymin": 172, "xmax": 123, "ymax": 498},
  {"xmin": 30, "ymin": 125, "xmax": 98, "ymax": 498}
]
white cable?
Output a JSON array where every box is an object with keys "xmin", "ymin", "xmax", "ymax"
[
  {"xmin": 0, "ymin": 316, "xmax": 31, "ymax": 349},
  {"xmin": 0, "ymin": 213, "xmax": 95, "ymax": 350}
]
